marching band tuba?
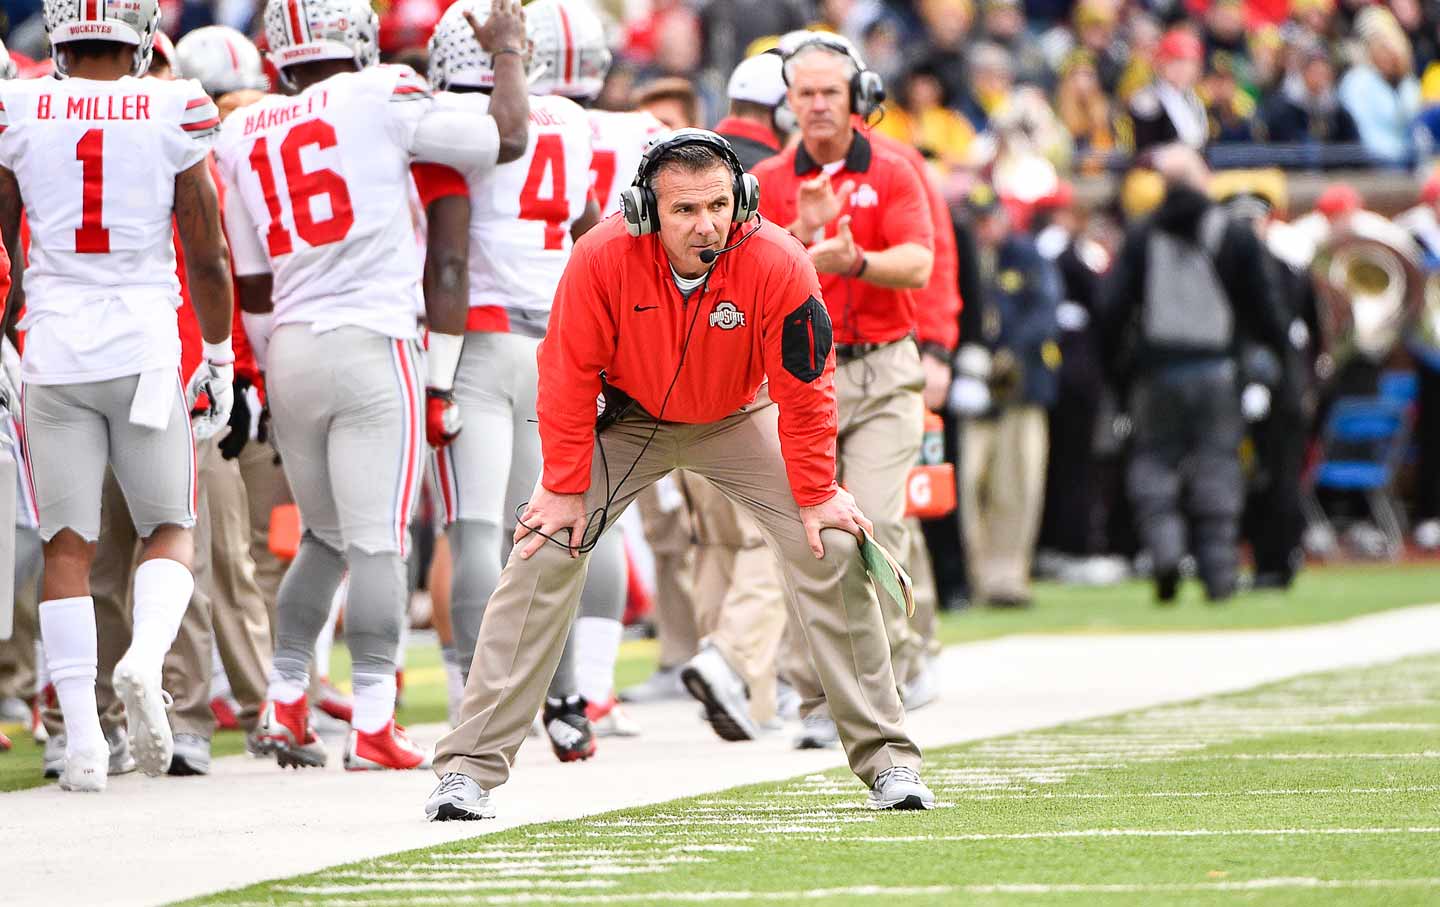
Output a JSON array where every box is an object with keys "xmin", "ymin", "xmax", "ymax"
[{"xmin": 1309, "ymin": 215, "xmax": 1425, "ymax": 381}]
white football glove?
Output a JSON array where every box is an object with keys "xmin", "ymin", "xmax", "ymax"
[
  {"xmin": 1241, "ymin": 383, "xmax": 1271, "ymax": 423},
  {"xmin": 187, "ymin": 360, "xmax": 235, "ymax": 441},
  {"xmin": 949, "ymin": 376, "xmax": 992, "ymax": 417}
]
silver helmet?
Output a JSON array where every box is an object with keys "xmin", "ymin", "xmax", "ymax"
[
  {"xmin": 175, "ymin": 25, "xmax": 268, "ymax": 95},
  {"xmin": 43, "ymin": 0, "xmax": 163, "ymax": 77}
]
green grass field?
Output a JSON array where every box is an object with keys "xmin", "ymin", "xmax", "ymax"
[
  {"xmin": 3, "ymin": 562, "xmax": 1437, "ymax": 795},
  {"xmin": 189, "ymin": 653, "xmax": 1440, "ymax": 907}
]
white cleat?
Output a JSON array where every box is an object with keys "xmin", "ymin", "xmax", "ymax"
[
  {"xmin": 426, "ymin": 772, "xmax": 496, "ymax": 821},
  {"xmin": 112, "ymin": 659, "xmax": 174, "ymax": 777},
  {"xmin": 58, "ymin": 746, "xmax": 108, "ymax": 793},
  {"xmin": 867, "ymin": 765, "xmax": 935, "ymax": 810}
]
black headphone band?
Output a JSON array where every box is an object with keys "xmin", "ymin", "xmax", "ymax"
[{"xmin": 633, "ymin": 130, "xmax": 746, "ymax": 190}]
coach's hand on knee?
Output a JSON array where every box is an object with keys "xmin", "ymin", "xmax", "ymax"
[
  {"xmin": 798, "ymin": 488, "xmax": 874, "ymax": 559},
  {"xmin": 514, "ymin": 488, "xmax": 588, "ymax": 560}
]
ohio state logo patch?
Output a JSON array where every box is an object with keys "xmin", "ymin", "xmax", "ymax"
[{"xmin": 708, "ymin": 301, "xmax": 745, "ymax": 330}]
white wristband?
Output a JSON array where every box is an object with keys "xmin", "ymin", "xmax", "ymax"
[
  {"xmin": 426, "ymin": 332, "xmax": 465, "ymax": 392},
  {"xmin": 202, "ymin": 337, "xmax": 235, "ymax": 365}
]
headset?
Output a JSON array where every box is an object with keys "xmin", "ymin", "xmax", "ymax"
[
  {"xmin": 779, "ymin": 32, "xmax": 886, "ymax": 120},
  {"xmin": 620, "ymin": 128, "xmax": 760, "ymax": 238}
]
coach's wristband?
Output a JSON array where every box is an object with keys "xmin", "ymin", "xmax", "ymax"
[
  {"xmin": 202, "ymin": 337, "xmax": 235, "ymax": 365},
  {"xmin": 426, "ymin": 331, "xmax": 465, "ymax": 393}
]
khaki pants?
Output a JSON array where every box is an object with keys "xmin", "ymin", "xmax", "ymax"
[
  {"xmin": 685, "ymin": 473, "xmax": 787, "ymax": 725},
  {"xmin": 781, "ymin": 342, "xmax": 928, "ymax": 706},
  {"xmin": 905, "ymin": 517, "xmax": 940, "ymax": 657},
  {"xmin": 635, "ymin": 479, "xmax": 697, "ymax": 670},
  {"xmin": 166, "ymin": 441, "xmax": 273, "ymax": 735},
  {"xmin": 960, "ymin": 406, "xmax": 1048, "ymax": 601},
  {"xmin": 437, "ymin": 396, "xmax": 921, "ymax": 788},
  {"xmin": 0, "ymin": 547, "xmax": 41, "ymax": 702}
]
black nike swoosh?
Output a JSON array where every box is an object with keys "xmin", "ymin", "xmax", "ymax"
[{"xmin": 633, "ymin": 305, "xmax": 659, "ymax": 312}]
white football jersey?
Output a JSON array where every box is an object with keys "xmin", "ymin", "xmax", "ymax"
[
  {"xmin": 214, "ymin": 66, "xmax": 446, "ymax": 340},
  {"xmin": 0, "ymin": 76, "xmax": 218, "ymax": 385},
  {"xmin": 447, "ymin": 92, "xmax": 592, "ymax": 327},
  {"xmin": 587, "ymin": 108, "xmax": 664, "ymax": 217}
]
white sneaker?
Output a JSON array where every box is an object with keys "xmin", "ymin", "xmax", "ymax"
[
  {"xmin": 112, "ymin": 658, "xmax": 174, "ymax": 777},
  {"xmin": 425, "ymin": 771, "xmax": 496, "ymax": 821},
  {"xmin": 58, "ymin": 746, "xmax": 108, "ymax": 793},
  {"xmin": 681, "ymin": 645, "xmax": 759, "ymax": 742},
  {"xmin": 1415, "ymin": 519, "xmax": 1440, "ymax": 551},
  {"xmin": 618, "ymin": 665, "xmax": 687, "ymax": 703},
  {"xmin": 106, "ymin": 725, "xmax": 136, "ymax": 775},
  {"xmin": 794, "ymin": 710, "xmax": 840, "ymax": 750},
  {"xmin": 900, "ymin": 660, "xmax": 940, "ymax": 712},
  {"xmin": 867, "ymin": 765, "xmax": 935, "ymax": 810},
  {"xmin": 775, "ymin": 679, "xmax": 801, "ymax": 723}
]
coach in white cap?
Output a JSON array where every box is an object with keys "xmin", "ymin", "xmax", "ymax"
[{"xmin": 714, "ymin": 51, "xmax": 791, "ymax": 169}]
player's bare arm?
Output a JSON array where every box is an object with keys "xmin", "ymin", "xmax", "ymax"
[
  {"xmin": 467, "ymin": 0, "xmax": 529, "ymax": 163},
  {"xmin": 0, "ymin": 166, "xmax": 23, "ymax": 343},
  {"xmin": 173, "ymin": 160, "xmax": 234, "ymax": 344},
  {"xmin": 423, "ymin": 195, "xmax": 471, "ymax": 336},
  {"xmin": 570, "ymin": 197, "xmax": 602, "ymax": 241}
]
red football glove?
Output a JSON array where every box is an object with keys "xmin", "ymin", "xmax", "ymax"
[{"xmin": 426, "ymin": 388, "xmax": 462, "ymax": 448}]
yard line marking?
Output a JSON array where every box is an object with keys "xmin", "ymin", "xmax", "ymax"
[
  {"xmin": 225, "ymin": 878, "xmax": 1440, "ymax": 905},
  {"xmin": 833, "ymin": 827, "xmax": 1440, "ymax": 843},
  {"xmin": 954, "ymin": 785, "xmax": 1440, "ymax": 801}
]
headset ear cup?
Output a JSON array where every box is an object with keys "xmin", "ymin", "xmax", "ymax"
[
  {"xmin": 852, "ymin": 70, "xmax": 886, "ymax": 118},
  {"xmin": 620, "ymin": 185, "xmax": 649, "ymax": 237},
  {"xmin": 738, "ymin": 173, "xmax": 760, "ymax": 223}
]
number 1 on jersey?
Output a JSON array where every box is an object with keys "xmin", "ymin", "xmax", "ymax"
[
  {"xmin": 75, "ymin": 129, "xmax": 110, "ymax": 254},
  {"xmin": 519, "ymin": 134, "xmax": 567, "ymax": 251}
]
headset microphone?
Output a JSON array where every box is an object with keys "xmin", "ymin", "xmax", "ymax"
[{"xmin": 698, "ymin": 217, "xmax": 764, "ymax": 264}]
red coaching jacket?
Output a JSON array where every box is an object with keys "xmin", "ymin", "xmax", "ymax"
[
  {"xmin": 752, "ymin": 129, "xmax": 936, "ymax": 348},
  {"xmin": 537, "ymin": 214, "xmax": 840, "ymax": 507}
]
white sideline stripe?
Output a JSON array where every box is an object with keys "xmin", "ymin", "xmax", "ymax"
[
  {"xmin": 833, "ymin": 827, "xmax": 1440, "ymax": 843},
  {"xmin": 226, "ymin": 878, "xmax": 1440, "ymax": 905},
  {"xmin": 955, "ymin": 785, "xmax": 1440, "ymax": 801}
]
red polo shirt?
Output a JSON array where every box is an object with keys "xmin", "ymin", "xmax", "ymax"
[
  {"xmin": 865, "ymin": 129, "xmax": 961, "ymax": 353},
  {"xmin": 751, "ymin": 129, "xmax": 934, "ymax": 346}
]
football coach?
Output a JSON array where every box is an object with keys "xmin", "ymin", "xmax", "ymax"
[{"xmin": 425, "ymin": 129, "xmax": 933, "ymax": 820}]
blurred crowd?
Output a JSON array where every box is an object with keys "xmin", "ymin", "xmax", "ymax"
[{"xmin": 13, "ymin": 0, "xmax": 1440, "ymax": 174}]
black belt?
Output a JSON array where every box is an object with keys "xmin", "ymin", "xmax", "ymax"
[{"xmin": 834, "ymin": 338, "xmax": 906, "ymax": 363}]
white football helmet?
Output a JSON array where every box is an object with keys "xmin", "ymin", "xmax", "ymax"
[
  {"xmin": 43, "ymin": 0, "xmax": 163, "ymax": 77},
  {"xmin": 263, "ymin": 0, "xmax": 378, "ymax": 78},
  {"xmin": 428, "ymin": 0, "xmax": 520, "ymax": 92},
  {"xmin": 527, "ymin": 0, "xmax": 610, "ymax": 99},
  {"xmin": 175, "ymin": 26, "xmax": 268, "ymax": 95},
  {"xmin": 0, "ymin": 38, "xmax": 16, "ymax": 80}
]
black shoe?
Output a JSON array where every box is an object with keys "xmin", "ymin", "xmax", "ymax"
[
  {"xmin": 1155, "ymin": 569, "xmax": 1180, "ymax": 604},
  {"xmin": 542, "ymin": 696, "xmax": 596, "ymax": 763},
  {"xmin": 986, "ymin": 595, "xmax": 1032, "ymax": 609},
  {"xmin": 1251, "ymin": 570, "xmax": 1293, "ymax": 591}
]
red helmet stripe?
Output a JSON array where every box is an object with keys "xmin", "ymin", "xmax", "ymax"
[
  {"xmin": 557, "ymin": 4, "xmax": 575, "ymax": 86},
  {"xmin": 287, "ymin": 0, "xmax": 308, "ymax": 44},
  {"xmin": 85, "ymin": 0, "xmax": 98, "ymax": 20},
  {"xmin": 222, "ymin": 34, "xmax": 241, "ymax": 69}
]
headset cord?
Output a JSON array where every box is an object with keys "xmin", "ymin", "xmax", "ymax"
[{"xmin": 514, "ymin": 268, "xmax": 712, "ymax": 556}]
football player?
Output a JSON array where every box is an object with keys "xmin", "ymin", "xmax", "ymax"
[
  {"xmin": 0, "ymin": 0, "xmax": 234, "ymax": 790},
  {"xmin": 214, "ymin": 0, "xmax": 529, "ymax": 771},
  {"xmin": 426, "ymin": 0, "xmax": 632, "ymax": 763}
]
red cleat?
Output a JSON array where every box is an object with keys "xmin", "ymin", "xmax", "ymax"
[
  {"xmin": 343, "ymin": 719, "xmax": 430, "ymax": 771},
  {"xmin": 255, "ymin": 696, "xmax": 327, "ymax": 768},
  {"xmin": 210, "ymin": 696, "xmax": 241, "ymax": 731},
  {"xmin": 316, "ymin": 677, "xmax": 354, "ymax": 724},
  {"xmin": 0, "ymin": 729, "xmax": 12, "ymax": 751}
]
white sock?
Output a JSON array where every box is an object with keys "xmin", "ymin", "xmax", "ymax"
[
  {"xmin": 351, "ymin": 672, "xmax": 395, "ymax": 734},
  {"xmin": 209, "ymin": 639, "xmax": 231, "ymax": 700},
  {"xmin": 126, "ymin": 559, "xmax": 195, "ymax": 671},
  {"xmin": 39, "ymin": 597, "xmax": 104, "ymax": 756},
  {"xmin": 34, "ymin": 638, "xmax": 49, "ymax": 694},
  {"xmin": 442, "ymin": 646, "xmax": 464, "ymax": 726},
  {"xmin": 574, "ymin": 616, "xmax": 625, "ymax": 705},
  {"xmin": 265, "ymin": 676, "xmax": 305, "ymax": 705}
]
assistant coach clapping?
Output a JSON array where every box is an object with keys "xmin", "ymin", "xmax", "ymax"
[{"xmin": 425, "ymin": 130, "xmax": 933, "ymax": 821}]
